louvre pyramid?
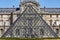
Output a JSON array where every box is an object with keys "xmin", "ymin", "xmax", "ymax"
[{"xmin": 2, "ymin": 5, "xmax": 58, "ymax": 38}]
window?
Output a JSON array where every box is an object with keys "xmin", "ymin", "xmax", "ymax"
[
  {"xmin": 43, "ymin": 15, "xmax": 46, "ymax": 20},
  {"xmin": 58, "ymin": 15, "xmax": 60, "ymax": 17},
  {"xmin": 56, "ymin": 29, "xmax": 59, "ymax": 34},
  {"xmin": 52, "ymin": 15, "xmax": 56, "ymax": 18},
  {"xmin": 0, "ymin": 20, "xmax": 4, "ymax": 26},
  {"xmin": 53, "ymin": 20, "xmax": 59, "ymax": 26},
  {"xmin": 5, "ymin": 21, "xmax": 10, "ymax": 26},
  {"xmin": 1, "ymin": 15, "xmax": 3, "ymax": 18},
  {"xmin": 0, "ymin": 15, "xmax": 1, "ymax": 18},
  {"xmin": 0, "ymin": 29, "xmax": 4, "ymax": 34},
  {"xmin": 3, "ymin": 15, "xmax": 9, "ymax": 20}
]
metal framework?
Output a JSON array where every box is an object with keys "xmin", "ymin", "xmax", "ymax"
[{"xmin": 2, "ymin": 3, "xmax": 58, "ymax": 38}]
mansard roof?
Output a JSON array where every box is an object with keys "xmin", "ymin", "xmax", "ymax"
[
  {"xmin": 0, "ymin": 8, "xmax": 60, "ymax": 14},
  {"xmin": 0, "ymin": 8, "xmax": 16, "ymax": 12},
  {"xmin": 41, "ymin": 8, "xmax": 60, "ymax": 13}
]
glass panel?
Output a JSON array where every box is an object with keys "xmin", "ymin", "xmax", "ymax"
[
  {"xmin": 40, "ymin": 29, "xmax": 44, "ymax": 36},
  {"xmin": 16, "ymin": 29, "xmax": 20, "ymax": 36}
]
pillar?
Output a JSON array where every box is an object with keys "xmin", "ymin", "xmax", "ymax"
[{"xmin": 10, "ymin": 12, "xmax": 13, "ymax": 27}]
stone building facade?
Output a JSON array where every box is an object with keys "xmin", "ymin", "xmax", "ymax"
[{"xmin": 0, "ymin": 0, "xmax": 60, "ymax": 38}]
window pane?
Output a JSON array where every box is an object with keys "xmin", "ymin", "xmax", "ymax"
[
  {"xmin": 5, "ymin": 21, "xmax": 10, "ymax": 26},
  {"xmin": 40, "ymin": 29, "xmax": 44, "ymax": 35},
  {"xmin": 56, "ymin": 29, "xmax": 59, "ymax": 34},
  {"xmin": 16, "ymin": 29, "xmax": 20, "ymax": 35},
  {"xmin": 0, "ymin": 21, "xmax": 4, "ymax": 26}
]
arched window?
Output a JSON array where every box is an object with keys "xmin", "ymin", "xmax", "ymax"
[
  {"xmin": 0, "ymin": 29, "xmax": 4, "ymax": 34},
  {"xmin": 40, "ymin": 29, "xmax": 44, "ymax": 36},
  {"xmin": 56, "ymin": 29, "xmax": 59, "ymax": 34}
]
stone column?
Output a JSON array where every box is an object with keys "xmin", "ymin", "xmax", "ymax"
[{"xmin": 10, "ymin": 12, "xmax": 13, "ymax": 27}]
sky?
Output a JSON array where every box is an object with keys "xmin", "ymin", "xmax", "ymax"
[{"xmin": 0, "ymin": 0, "xmax": 60, "ymax": 8}]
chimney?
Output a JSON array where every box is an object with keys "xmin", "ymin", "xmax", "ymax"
[{"xmin": 44, "ymin": 6, "xmax": 46, "ymax": 12}]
